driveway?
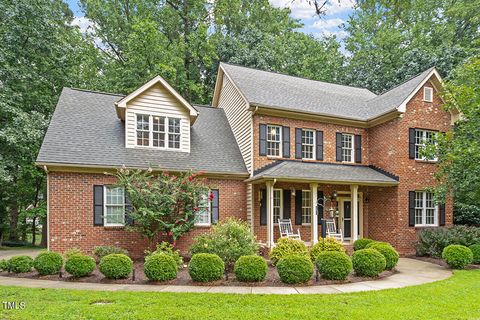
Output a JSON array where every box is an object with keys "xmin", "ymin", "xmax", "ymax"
[{"xmin": 0, "ymin": 247, "xmax": 42, "ymax": 260}]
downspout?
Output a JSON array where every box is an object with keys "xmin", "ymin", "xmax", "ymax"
[{"xmin": 43, "ymin": 166, "xmax": 50, "ymax": 251}]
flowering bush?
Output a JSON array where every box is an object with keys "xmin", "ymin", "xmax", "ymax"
[{"xmin": 145, "ymin": 242, "xmax": 183, "ymax": 268}]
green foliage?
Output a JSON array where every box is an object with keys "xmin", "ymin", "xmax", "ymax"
[
  {"xmin": 188, "ymin": 253, "xmax": 224, "ymax": 282},
  {"xmin": 316, "ymin": 251, "xmax": 352, "ymax": 280},
  {"xmin": 65, "ymin": 254, "xmax": 96, "ymax": 278},
  {"xmin": 365, "ymin": 241, "xmax": 392, "ymax": 249},
  {"xmin": 352, "ymin": 249, "xmax": 386, "ymax": 277},
  {"xmin": 469, "ymin": 244, "xmax": 480, "ymax": 264},
  {"xmin": 64, "ymin": 248, "xmax": 83, "ymax": 259},
  {"xmin": 144, "ymin": 253, "xmax": 178, "ymax": 281},
  {"xmin": 33, "ymin": 251, "xmax": 63, "ymax": 275},
  {"xmin": 233, "ymin": 255, "xmax": 267, "ymax": 282},
  {"xmin": 309, "ymin": 237, "xmax": 345, "ymax": 262},
  {"xmin": 93, "ymin": 246, "xmax": 129, "ymax": 261},
  {"xmin": 7, "ymin": 256, "xmax": 33, "ymax": 273},
  {"xmin": 269, "ymin": 237, "xmax": 309, "ymax": 266},
  {"xmin": 189, "ymin": 218, "xmax": 258, "ymax": 270},
  {"xmin": 353, "ymin": 238, "xmax": 376, "ymax": 251},
  {"xmin": 146, "ymin": 242, "xmax": 183, "ymax": 268},
  {"xmin": 415, "ymin": 226, "xmax": 480, "ymax": 257},
  {"xmin": 442, "ymin": 245, "xmax": 473, "ymax": 269},
  {"xmin": 276, "ymin": 255, "xmax": 314, "ymax": 284},
  {"xmin": 0, "ymin": 259, "xmax": 8, "ymax": 271},
  {"xmin": 99, "ymin": 254, "xmax": 133, "ymax": 279},
  {"xmin": 368, "ymin": 244, "xmax": 399, "ymax": 270}
]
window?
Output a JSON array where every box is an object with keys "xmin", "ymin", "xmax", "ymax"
[
  {"xmin": 104, "ymin": 186, "xmax": 125, "ymax": 226},
  {"xmin": 302, "ymin": 129, "xmax": 315, "ymax": 159},
  {"xmin": 195, "ymin": 192, "xmax": 211, "ymax": 226},
  {"xmin": 414, "ymin": 191, "xmax": 438, "ymax": 226},
  {"xmin": 273, "ymin": 189, "xmax": 283, "ymax": 224},
  {"xmin": 415, "ymin": 129, "xmax": 437, "ymax": 161},
  {"xmin": 135, "ymin": 114, "xmax": 181, "ymax": 149},
  {"xmin": 168, "ymin": 118, "xmax": 181, "ymax": 149},
  {"xmin": 301, "ymin": 190, "xmax": 312, "ymax": 224},
  {"xmin": 136, "ymin": 114, "xmax": 150, "ymax": 146},
  {"xmin": 152, "ymin": 116, "xmax": 166, "ymax": 147},
  {"xmin": 423, "ymin": 87, "xmax": 433, "ymax": 102},
  {"xmin": 267, "ymin": 125, "xmax": 281, "ymax": 157},
  {"xmin": 341, "ymin": 133, "xmax": 354, "ymax": 162}
]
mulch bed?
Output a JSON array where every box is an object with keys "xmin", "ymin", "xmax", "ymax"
[{"xmin": 408, "ymin": 255, "xmax": 480, "ymax": 270}]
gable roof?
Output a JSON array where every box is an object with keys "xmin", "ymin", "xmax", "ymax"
[{"xmin": 36, "ymin": 88, "xmax": 248, "ymax": 175}]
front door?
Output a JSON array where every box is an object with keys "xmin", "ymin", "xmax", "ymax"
[{"xmin": 339, "ymin": 198, "xmax": 362, "ymax": 240}]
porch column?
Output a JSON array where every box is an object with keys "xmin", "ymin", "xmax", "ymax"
[
  {"xmin": 310, "ymin": 183, "xmax": 318, "ymax": 244},
  {"xmin": 350, "ymin": 184, "xmax": 359, "ymax": 242},
  {"xmin": 266, "ymin": 181, "xmax": 274, "ymax": 247}
]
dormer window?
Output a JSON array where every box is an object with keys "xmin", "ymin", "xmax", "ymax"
[
  {"xmin": 136, "ymin": 114, "xmax": 181, "ymax": 149},
  {"xmin": 423, "ymin": 87, "xmax": 433, "ymax": 102},
  {"xmin": 136, "ymin": 114, "xmax": 150, "ymax": 146}
]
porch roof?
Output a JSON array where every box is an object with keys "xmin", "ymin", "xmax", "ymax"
[{"xmin": 246, "ymin": 161, "xmax": 399, "ymax": 186}]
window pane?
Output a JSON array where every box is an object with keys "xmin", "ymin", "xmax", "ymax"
[
  {"xmin": 105, "ymin": 187, "xmax": 125, "ymax": 225},
  {"xmin": 168, "ymin": 133, "xmax": 180, "ymax": 149},
  {"xmin": 267, "ymin": 125, "xmax": 281, "ymax": 157},
  {"xmin": 273, "ymin": 190, "xmax": 282, "ymax": 223},
  {"xmin": 195, "ymin": 193, "xmax": 210, "ymax": 225},
  {"xmin": 341, "ymin": 134, "xmax": 353, "ymax": 162},
  {"xmin": 136, "ymin": 114, "xmax": 149, "ymax": 130},
  {"xmin": 301, "ymin": 191, "xmax": 311, "ymax": 224},
  {"xmin": 302, "ymin": 130, "xmax": 314, "ymax": 159},
  {"xmin": 168, "ymin": 118, "xmax": 181, "ymax": 134}
]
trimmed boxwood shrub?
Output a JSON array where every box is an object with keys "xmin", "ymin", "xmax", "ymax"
[
  {"xmin": 65, "ymin": 254, "xmax": 96, "ymax": 278},
  {"xmin": 442, "ymin": 245, "xmax": 473, "ymax": 269},
  {"xmin": 99, "ymin": 254, "xmax": 133, "ymax": 279},
  {"xmin": 469, "ymin": 244, "xmax": 480, "ymax": 264},
  {"xmin": 64, "ymin": 248, "xmax": 83, "ymax": 259},
  {"xmin": 144, "ymin": 253, "xmax": 178, "ymax": 281},
  {"xmin": 188, "ymin": 253, "xmax": 224, "ymax": 282},
  {"xmin": 146, "ymin": 242, "xmax": 183, "ymax": 268},
  {"xmin": 270, "ymin": 237, "xmax": 309, "ymax": 266},
  {"xmin": 352, "ymin": 249, "xmax": 386, "ymax": 277},
  {"xmin": 316, "ymin": 251, "xmax": 352, "ymax": 280},
  {"xmin": 368, "ymin": 243, "xmax": 399, "ymax": 270},
  {"xmin": 310, "ymin": 237, "xmax": 345, "ymax": 262},
  {"xmin": 234, "ymin": 255, "xmax": 267, "ymax": 282},
  {"xmin": 365, "ymin": 241, "xmax": 392, "ymax": 249},
  {"xmin": 8, "ymin": 256, "xmax": 34, "ymax": 273},
  {"xmin": 276, "ymin": 255, "xmax": 314, "ymax": 284},
  {"xmin": 33, "ymin": 251, "xmax": 63, "ymax": 275},
  {"xmin": 353, "ymin": 238, "xmax": 376, "ymax": 251},
  {"xmin": 94, "ymin": 246, "xmax": 129, "ymax": 261}
]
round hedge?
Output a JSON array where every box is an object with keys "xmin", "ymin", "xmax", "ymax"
[
  {"xmin": 310, "ymin": 238, "xmax": 345, "ymax": 263},
  {"xmin": 99, "ymin": 254, "xmax": 133, "ymax": 279},
  {"xmin": 8, "ymin": 256, "xmax": 33, "ymax": 273},
  {"xmin": 65, "ymin": 254, "xmax": 96, "ymax": 278},
  {"xmin": 234, "ymin": 255, "xmax": 268, "ymax": 282},
  {"xmin": 469, "ymin": 244, "xmax": 480, "ymax": 264},
  {"xmin": 353, "ymin": 238, "xmax": 376, "ymax": 251},
  {"xmin": 365, "ymin": 241, "xmax": 392, "ymax": 249},
  {"xmin": 368, "ymin": 243, "xmax": 399, "ymax": 270},
  {"xmin": 276, "ymin": 255, "xmax": 314, "ymax": 284},
  {"xmin": 33, "ymin": 251, "xmax": 63, "ymax": 275},
  {"xmin": 144, "ymin": 253, "xmax": 178, "ymax": 281},
  {"xmin": 352, "ymin": 249, "xmax": 386, "ymax": 277},
  {"xmin": 270, "ymin": 237, "xmax": 309, "ymax": 266},
  {"xmin": 188, "ymin": 253, "xmax": 224, "ymax": 282},
  {"xmin": 0, "ymin": 259, "xmax": 8, "ymax": 272},
  {"xmin": 442, "ymin": 245, "xmax": 473, "ymax": 269},
  {"xmin": 316, "ymin": 251, "xmax": 352, "ymax": 280}
]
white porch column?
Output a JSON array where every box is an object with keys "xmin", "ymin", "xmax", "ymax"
[
  {"xmin": 351, "ymin": 184, "xmax": 359, "ymax": 242},
  {"xmin": 266, "ymin": 181, "xmax": 274, "ymax": 247},
  {"xmin": 310, "ymin": 183, "xmax": 318, "ymax": 244}
]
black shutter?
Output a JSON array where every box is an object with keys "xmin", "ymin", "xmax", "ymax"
[
  {"xmin": 282, "ymin": 126, "xmax": 290, "ymax": 158},
  {"xmin": 211, "ymin": 189, "xmax": 220, "ymax": 224},
  {"xmin": 355, "ymin": 135, "xmax": 362, "ymax": 163},
  {"xmin": 93, "ymin": 185, "xmax": 104, "ymax": 226},
  {"xmin": 259, "ymin": 124, "xmax": 267, "ymax": 156},
  {"xmin": 283, "ymin": 189, "xmax": 291, "ymax": 220},
  {"xmin": 409, "ymin": 191, "xmax": 416, "ymax": 227},
  {"xmin": 125, "ymin": 191, "xmax": 133, "ymax": 225},
  {"xmin": 317, "ymin": 190, "xmax": 324, "ymax": 225},
  {"xmin": 316, "ymin": 131, "xmax": 323, "ymax": 161},
  {"xmin": 260, "ymin": 189, "xmax": 267, "ymax": 225},
  {"xmin": 295, "ymin": 190, "xmax": 302, "ymax": 225},
  {"xmin": 409, "ymin": 128, "xmax": 416, "ymax": 159},
  {"xmin": 295, "ymin": 128, "xmax": 302, "ymax": 159},
  {"xmin": 439, "ymin": 203, "xmax": 446, "ymax": 226},
  {"xmin": 336, "ymin": 132, "xmax": 343, "ymax": 162}
]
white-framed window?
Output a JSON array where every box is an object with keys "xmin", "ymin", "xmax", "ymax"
[
  {"xmin": 267, "ymin": 125, "xmax": 281, "ymax": 157},
  {"xmin": 195, "ymin": 192, "xmax": 211, "ymax": 226},
  {"xmin": 136, "ymin": 114, "xmax": 181, "ymax": 149},
  {"xmin": 302, "ymin": 129, "xmax": 315, "ymax": 159},
  {"xmin": 414, "ymin": 191, "xmax": 438, "ymax": 227},
  {"xmin": 423, "ymin": 87, "xmax": 433, "ymax": 102},
  {"xmin": 152, "ymin": 116, "xmax": 166, "ymax": 147},
  {"xmin": 415, "ymin": 129, "xmax": 437, "ymax": 161},
  {"xmin": 136, "ymin": 114, "xmax": 150, "ymax": 146},
  {"xmin": 273, "ymin": 189, "xmax": 283, "ymax": 224},
  {"xmin": 301, "ymin": 190, "xmax": 312, "ymax": 224},
  {"xmin": 341, "ymin": 133, "xmax": 354, "ymax": 163},
  {"xmin": 104, "ymin": 186, "xmax": 125, "ymax": 226},
  {"xmin": 168, "ymin": 118, "xmax": 181, "ymax": 149}
]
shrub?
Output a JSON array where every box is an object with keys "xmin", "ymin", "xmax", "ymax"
[
  {"xmin": 145, "ymin": 242, "xmax": 183, "ymax": 268},
  {"xmin": 469, "ymin": 244, "xmax": 480, "ymax": 264},
  {"xmin": 188, "ymin": 253, "xmax": 224, "ymax": 282},
  {"xmin": 234, "ymin": 255, "xmax": 268, "ymax": 282},
  {"xmin": 368, "ymin": 243, "xmax": 399, "ymax": 270},
  {"xmin": 189, "ymin": 218, "xmax": 258, "ymax": 270},
  {"xmin": 64, "ymin": 248, "xmax": 83, "ymax": 259},
  {"xmin": 310, "ymin": 238, "xmax": 345, "ymax": 262},
  {"xmin": 353, "ymin": 238, "xmax": 376, "ymax": 251},
  {"xmin": 365, "ymin": 241, "xmax": 392, "ymax": 249},
  {"xmin": 144, "ymin": 253, "xmax": 178, "ymax": 281},
  {"xmin": 277, "ymin": 255, "xmax": 314, "ymax": 284},
  {"xmin": 0, "ymin": 259, "xmax": 8, "ymax": 271},
  {"xmin": 352, "ymin": 249, "xmax": 386, "ymax": 277},
  {"xmin": 99, "ymin": 254, "xmax": 133, "ymax": 279},
  {"xmin": 33, "ymin": 251, "xmax": 63, "ymax": 275},
  {"xmin": 316, "ymin": 251, "xmax": 352, "ymax": 280},
  {"xmin": 8, "ymin": 256, "xmax": 33, "ymax": 273},
  {"xmin": 442, "ymin": 245, "xmax": 473, "ymax": 269},
  {"xmin": 415, "ymin": 226, "xmax": 480, "ymax": 257},
  {"xmin": 65, "ymin": 254, "xmax": 96, "ymax": 278},
  {"xmin": 269, "ymin": 237, "xmax": 308, "ymax": 266},
  {"xmin": 94, "ymin": 246, "xmax": 129, "ymax": 260}
]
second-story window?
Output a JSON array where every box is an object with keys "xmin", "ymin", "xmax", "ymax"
[
  {"xmin": 423, "ymin": 87, "xmax": 433, "ymax": 102},
  {"xmin": 415, "ymin": 129, "xmax": 437, "ymax": 161},
  {"xmin": 152, "ymin": 116, "xmax": 166, "ymax": 147},
  {"xmin": 341, "ymin": 133, "xmax": 354, "ymax": 162},
  {"xmin": 168, "ymin": 118, "xmax": 181, "ymax": 149},
  {"xmin": 136, "ymin": 114, "xmax": 181, "ymax": 149},
  {"xmin": 136, "ymin": 114, "xmax": 150, "ymax": 146},
  {"xmin": 302, "ymin": 129, "xmax": 315, "ymax": 159},
  {"xmin": 267, "ymin": 125, "xmax": 281, "ymax": 157}
]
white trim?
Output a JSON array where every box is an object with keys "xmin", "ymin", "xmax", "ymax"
[
  {"xmin": 337, "ymin": 192, "xmax": 364, "ymax": 242},
  {"xmin": 301, "ymin": 129, "xmax": 316, "ymax": 160},
  {"xmin": 301, "ymin": 190, "xmax": 312, "ymax": 225},
  {"xmin": 414, "ymin": 129, "xmax": 438, "ymax": 162},
  {"xmin": 104, "ymin": 186, "xmax": 126, "ymax": 227},
  {"xmin": 46, "ymin": 172, "xmax": 50, "ymax": 250},
  {"xmin": 397, "ymin": 68, "xmax": 443, "ymax": 113},
  {"xmin": 414, "ymin": 191, "xmax": 439, "ymax": 227},
  {"xmin": 134, "ymin": 112, "xmax": 182, "ymax": 150},
  {"xmin": 266, "ymin": 124, "xmax": 282, "ymax": 158},
  {"xmin": 194, "ymin": 192, "xmax": 212, "ymax": 227},
  {"xmin": 341, "ymin": 133, "xmax": 355, "ymax": 163},
  {"xmin": 423, "ymin": 87, "xmax": 433, "ymax": 102}
]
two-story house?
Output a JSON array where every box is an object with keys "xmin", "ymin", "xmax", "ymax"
[{"xmin": 37, "ymin": 63, "xmax": 458, "ymax": 256}]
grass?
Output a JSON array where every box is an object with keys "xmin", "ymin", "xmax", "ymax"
[{"xmin": 1, "ymin": 270, "xmax": 479, "ymax": 319}]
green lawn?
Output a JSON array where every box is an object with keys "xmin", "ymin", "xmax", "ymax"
[{"xmin": 1, "ymin": 270, "xmax": 479, "ymax": 319}]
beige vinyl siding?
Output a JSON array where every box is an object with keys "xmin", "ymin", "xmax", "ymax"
[{"xmin": 125, "ymin": 83, "xmax": 190, "ymax": 152}]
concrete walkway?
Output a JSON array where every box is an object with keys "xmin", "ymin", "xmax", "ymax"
[{"xmin": 0, "ymin": 258, "xmax": 451, "ymax": 295}]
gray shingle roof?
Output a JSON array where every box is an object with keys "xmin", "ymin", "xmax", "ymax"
[
  {"xmin": 221, "ymin": 62, "xmax": 434, "ymax": 121},
  {"xmin": 248, "ymin": 161, "xmax": 399, "ymax": 185},
  {"xmin": 36, "ymin": 88, "xmax": 248, "ymax": 175}
]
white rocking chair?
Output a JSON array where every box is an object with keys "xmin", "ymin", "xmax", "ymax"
[
  {"xmin": 325, "ymin": 219, "xmax": 343, "ymax": 242},
  {"xmin": 278, "ymin": 219, "xmax": 301, "ymax": 240}
]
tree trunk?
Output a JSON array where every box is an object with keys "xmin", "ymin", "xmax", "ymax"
[
  {"xmin": 8, "ymin": 206, "xmax": 19, "ymax": 241},
  {"xmin": 40, "ymin": 217, "xmax": 47, "ymax": 248},
  {"xmin": 21, "ymin": 217, "xmax": 27, "ymax": 242},
  {"xmin": 31, "ymin": 217, "xmax": 37, "ymax": 246}
]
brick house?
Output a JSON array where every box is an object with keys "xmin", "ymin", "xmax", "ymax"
[{"xmin": 37, "ymin": 63, "xmax": 459, "ymax": 257}]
